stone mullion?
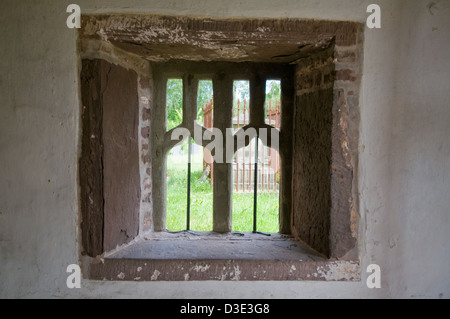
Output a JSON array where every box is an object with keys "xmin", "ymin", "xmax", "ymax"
[
  {"xmin": 212, "ymin": 75, "xmax": 233, "ymax": 233},
  {"xmin": 151, "ymin": 69, "xmax": 168, "ymax": 231}
]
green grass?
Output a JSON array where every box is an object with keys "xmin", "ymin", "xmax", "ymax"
[
  {"xmin": 167, "ymin": 152, "xmax": 279, "ymax": 233},
  {"xmin": 232, "ymin": 192, "xmax": 280, "ymax": 233}
]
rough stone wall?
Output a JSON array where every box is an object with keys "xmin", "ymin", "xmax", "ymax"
[
  {"xmin": 79, "ymin": 14, "xmax": 363, "ymax": 259},
  {"xmin": 292, "ymin": 47, "xmax": 335, "ymax": 257},
  {"xmin": 138, "ymin": 75, "xmax": 153, "ymax": 234},
  {"xmin": 80, "ymin": 39, "xmax": 154, "ymax": 241},
  {"xmin": 80, "ymin": 60, "xmax": 105, "ymax": 257},
  {"xmin": 102, "ymin": 62, "xmax": 141, "ymax": 252},
  {"xmin": 80, "ymin": 59, "xmax": 141, "ymax": 255},
  {"xmin": 292, "ymin": 23, "xmax": 362, "ymax": 258},
  {"xmin": 330, "ymin": 27, "xmax": 363, "ymax": 258}
]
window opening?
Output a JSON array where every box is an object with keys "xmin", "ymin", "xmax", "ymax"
[
  {"xmin": 256, "ymin": 143, "xmax": 281, "ymax": 234},
  {"xmin": 197, "ymin": 80, "xmax": 213, "ymax": 126},
  {"xmin": 231, "ymin": 80, "xmax": 281, "ymax": 234},
  {"xmin": 187, "ymin": 136, "xmax": 213, "ymax": 231},
  {"xmin": 167, "ymin": 79, "xmax": 214, "ymax": 232},
  {"xmin": 187, "ymin": 80, "xmax": 214, "ymax": 231},
  {"xmin": 166, "ymin": 78, "xmax": 183, "ymax": 131},
  {"xmin": 79, "ymin": 15, "xmax": 362, "ymax": 281},
  {"xmin": 265, "ymin": 80, "xmax": 281, "ymax": 128},
  {"xmin": 258, "ymin": 80, "xmax": 282, "ymax": 233},
  {"xmin": 232, "ymin": 80, "xmax": 254, "ymax": 232},
  {"xmin": 166, "ymin": 138, "xmax": 189, "ymax": 231},
  {"xmin": 200, "ymin": 79, "xmax": 214, "ymax": 200}
]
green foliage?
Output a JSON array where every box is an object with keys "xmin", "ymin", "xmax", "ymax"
[
  {"xmin": 197, "ymin": 80, "xmax": 213, "ymax": 124},
  {"xmin": 265, "ymin": 80, "xmax": 281, "ymax": 111},
  {"xmin": 265, "ymin": 80, "xmax": 281, "ymax": 101},
  {"xmin": 232, "ymin": 80, "xmax": 281, "ymax": 111},
  {"xmin": 166, "ymin": 79, "xmax": 281, "ymax": 130},
  {"xmin": 166, "ymin": 79, "xmax": 183, "ymax": 131},
  {"xmin": 166, "ymin": 79, "xmax": 214, "ymax": 130},
  {"xmin": 233, "ymin": 81, "xmax": 250, "ymax": 103}
]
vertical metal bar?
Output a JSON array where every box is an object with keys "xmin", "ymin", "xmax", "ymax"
[
  {"xmin": 187, "ymin": 136, "xmax": 192, "ymax": 231},
  {"xmin": 253, "ymin": 137, "xmax": 259, "ymax": 233},
  {"xmin": 262, "ymin": 145, "xmax": 265, "ymax": 191},
  {"xmin": 236, "ymin": 99, "xmax": 240, "ymax": 192},
  {"xmin": 268, "ymin": 108, "xmax": 272, "ymax": 192},
  {"xmin": 233, "ymin": 103, "xmax": 236, "ymax": 192},
  {"xmin": 276, "ymin": 101, "xmax": 280, "ymax": 191},
  {"xmin": 249, "ymin": 127, "xmax": 252, "ymax": 192},
  {"xmin": 243, "ymin": 100, "xmax": 247, "ymax": 192}
]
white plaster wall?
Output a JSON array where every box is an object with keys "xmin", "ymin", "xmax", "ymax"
[{"xmin": 0, "ymin": 0, "xmax": 449, "ymax": 299}]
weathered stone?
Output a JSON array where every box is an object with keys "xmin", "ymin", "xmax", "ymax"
[
  {"xmin": 141, "ymin": 127, "xmax": 150, "ymax": 139},
  {"xmin": 335, "ymin": 69, "xmax": 356, "ymax": 82},
  {"xmin": 89, "ymin": 235, "xmax": 360, "ymax": 281},
  {"xmin": 142, "ymin": 154, "xmax": 151, "ymax": 165},
  {"xmin": 80, "ymin": 14, "xmax": 361, "ymax": 269},
  {"xmin": 336, "ymin": 50, "xmax": 357, "ymax": 63},
  {"xmin": 292, "ymin": 87, "xmax": 334, "ymax": 257},
  {"xmin": 142, "ymin": 108, "xmax": 151, "ymax": 122},
  {"xmin": 81, "ymin": 15, "xmax": 360, "ymax": 63},
  {"xmin": 80, "ymin": 60, "xmax": 104, "ymax": 257},
  {"xmin": 102, "ymin": 62, "xmax": 141, "ymax": 252}
]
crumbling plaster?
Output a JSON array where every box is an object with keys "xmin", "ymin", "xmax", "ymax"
[{"xmin": 1, "ymin": 0, "xmax": 449, "ymax": 298}]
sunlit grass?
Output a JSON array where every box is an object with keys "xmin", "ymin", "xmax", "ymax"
[
  {"xmin": 167, "ymin": 152, "xmax": 279, "ymax": 233},
  {"xmin": 232, "ymin": 192, "xmax": 279, "ymax": 233}
]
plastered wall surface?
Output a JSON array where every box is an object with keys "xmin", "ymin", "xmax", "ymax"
[{"xmin": 0, "ymin": 0, "xmax": 449, "ymax": 298}]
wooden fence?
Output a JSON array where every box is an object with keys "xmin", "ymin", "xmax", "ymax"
[{"xmin": 203, "ymin": 99, "xmax": 281, "ymax": 193}]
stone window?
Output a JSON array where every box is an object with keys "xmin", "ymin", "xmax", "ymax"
[
  {"xmin": 150, "ymin": 61, "xmax": 292, "ymax": 234},
  {"xmin": 79, "ymin": 15, "xmax": 363, "ymax": 281}
]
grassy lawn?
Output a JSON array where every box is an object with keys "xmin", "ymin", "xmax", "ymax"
[{"xmin": 167, "ymin": 152, "xmax": 279, "ymax": 233}]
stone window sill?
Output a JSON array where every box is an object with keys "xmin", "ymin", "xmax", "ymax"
[{"xmin": 87, "ymin": 232, "xmax": 360, "ymax": 281}]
